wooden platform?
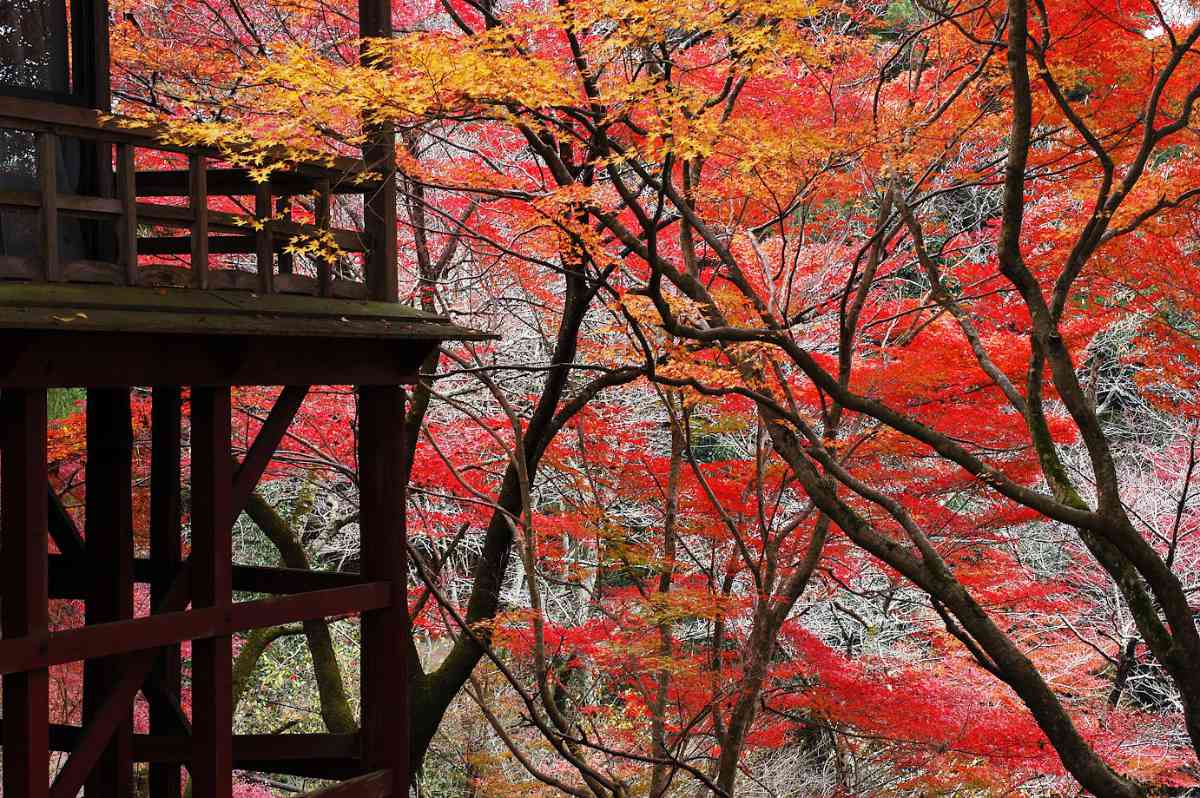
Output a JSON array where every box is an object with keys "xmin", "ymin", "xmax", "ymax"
[{"xmin": 0, "ymin": 284, "xmax": 488, "ymax": 387}]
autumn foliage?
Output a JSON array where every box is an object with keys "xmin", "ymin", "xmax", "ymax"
[{"xmin": 43, "ymin": 0, "xmax": 1200, "ymax": 794}]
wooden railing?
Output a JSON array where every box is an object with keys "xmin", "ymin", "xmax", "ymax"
[{"xmin": 0, "ymin": 98, "xmax": 382, "ymax": 299}]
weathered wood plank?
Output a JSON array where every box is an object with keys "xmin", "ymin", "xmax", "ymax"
[
  {"xmin": 190, "ymin": 155, "xmax": 210, "ymax": 288},
  {"xmin": 0, "ymin": 282, "xmax": 440, "ymax": 321},
  {"xmin": 0, "ymin": 582, "xmax": 391, "ymax": 675},
  {"xmin": 1, "ymin": 389, "xmax": 50, "ymax": 798},
  {"xmin": 191, "ymin": 386, "xmax": 234, "ymax": 798},
  {"xmin": 117, "ymin": 144, "xmax": 138, "ymax": 284},
  {"xmin": 39, "ymin": 132, "xmax": 59, "ymax": 281},
  {"xmin": 84, "ymin": 388, "xmax": 136, "ymax": 798},
  {"xmin": 255, "ymin": 182, "xmax": 274, "ymax": 294},
  {"xmin": 150, "ymin": 386, "xmax": 184, "ymax": 798},
  {"xmin": 0, "ymin": 330, "xmax": 439, "ymax": 388},
  {"xmin": 46, "ymin": 556, "xmax": 366, "ymax": 598},
  {"xmin": 358, "ymin": 387, "xmax": 409, "ymax": 791}
]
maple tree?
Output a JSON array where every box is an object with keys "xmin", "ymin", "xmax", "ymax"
[{"xmin": 49, "ymin": 0, "xmax": 1200, "ymax": 793}]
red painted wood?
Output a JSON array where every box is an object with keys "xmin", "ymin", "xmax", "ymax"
[
  {"xmin": 84, "ymin": 388, "xmax": 135, "ymax": 798},
  {"xmin": 0, "ymin": 582, "xmax": 389, "ymax": 674},
  {"xmin": 150, "ymin": 385, "xmax": 185, "ymax": 798},
  {"xmin": 47, "ymin": 555, "xmax": 367, "ymax": 599},
  {"xmin": 231, "ymin": 385, "xmax": 309, "ymax": 516},
  {"xmin": 49, "ymin": 567, "xmax": 192, "ymax": 798},
  {"xmin": 1, "ymin": 389, "xmax": 50, "ymax": 798},
  {"xmin": 191, "ymin": 385, "xmax": 234, "ymax": 798},
  {"xmin": 0, "ymin": 330, "xmax": 435, "ymax": 388},
  {"xmin": 359, "ymin": 0, "xmax": 398, "ymax": 303},
  {"xmin": 297, "ymin": 769, "xmax": 392, "ymax": 798},
  {"xmin": 47, "ymin": 481, "xmax": 87, "ymax": 559},
  {"xmin": 43, "ymin": 727, "xmax": 361, "ymax": 778},
  {"xmin": 358, "ymin": 387, "xmax": 409, "ymax": 789}
]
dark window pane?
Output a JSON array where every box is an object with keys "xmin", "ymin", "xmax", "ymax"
[{"xmin": 0, "ymin": 0, "xmax": 69, "ymax": 93}]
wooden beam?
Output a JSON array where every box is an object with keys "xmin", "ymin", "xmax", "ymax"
[
  {"xmin": 137, "ymin": 167, "xmax": 368, "ymax": 197},
  {"xmin": 191, "ymin": 386, "xmax": 234, "ymax": 798},
  {"xmin": 231, "ymin": 385, "xmax": 309, "ymax": 518},
  {"xmin": 44, "ymin": 727, "xmax": 362, "ymax": 779},
  {"xmin": 358, "ymin": 387, "xmax": 409, "ymax": 788},
  {"xmin": 0, "ymin": 330, "xmax": 436, "ymax": 388},
  {"xmin": 1, "ymin": 389, "xmax": 50, "ymax": 798},
  {"xmin": 138, "ymin": 235, "xmax": 259, "ymax": 256},
  {"xmin": 47, "ymin": 555, "xmax": 367, "ymax": 598},
  {"xmin": 0, "ymin": 582, "xmax": 389, "ymax": 675},
  {"xmin": 49, "ymin": 570, "xmax": 192, "ymax": 798},
  {"xmin": 297, "ymin": 769, "xmax": 391, "ymax": 798},
  {"xmin": 360, "ymin": 0, "xmax": 397, "ymax": 303},
  {"xmin": 47, "ymin": 482, "xmax": 86, "ymax": 559},
  {"xmin": 69, "ymin": 0, "xmax": 112, "ymax": 111},
  {"xmin": 150, "ymin": 385, "xmax": 184, "ymax": 798},
  {"xmin": 84, "ymin": 388, "xmax": 135, "ymax": 798}
]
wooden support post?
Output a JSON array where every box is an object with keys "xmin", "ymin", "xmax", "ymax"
[
  {"xmin": 190, "ymin": 154, "xmax": 210, "ymax": 288},
  {"xmin": 1, "ymin": 389, "xmax": 50, "ymax": 798},
  {"xmin": 84, "ymin": 388, "xmax": 136, "ymax": 798},
  {"xmin": 359, "ymin": 0, "xmax": 397, "ymax": 302},
  {"xmin": 70, "ymin": 0, "xmax": 112, "ymax": 112},
  {"xmin": 190, "ymin": 386, "xmax": 234, "ymax": 798},
  {"xmin": 39, "ymin": 132, "xmax": 60, "ymax": 281},
  {"xmin": 358, "ymin": 386, "xmax": 409, "ymax": 790},
  {"xmin": 255, "ymin": 183, "xmax": 274, "ymax": 294},
  {"xmin": 117, "ymin": 143, "xmax": 139, "ymax": 285},
  {"xmin": 150, "ymin": 386, "xmax": 184, "ymax": 798}
]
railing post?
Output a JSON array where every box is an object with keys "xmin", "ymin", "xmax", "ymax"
[
  {"xmin": 360, "ymin": 0, "xmax": 397, "ymax": 302},
  {"xmin": 276, "ymin": 196, "xmax": 294, "ymax": 275},
  {"xmin": 317, "ymin": 179, "xmax": 333, "ymax": 296},
  {"xmin": 39, "ymin": 132, "xmax": 60, "ymax": 281},
  {"xmin": 255, "ymin": 182, "xmax": 274, "ymax": 294},
  {"xmin": 190, "ymin": 154, "xmax": 210, "ymax": 288},
  {"xmin": 117, "ymin": 144, "xmax": 139, "ymax": 286}
]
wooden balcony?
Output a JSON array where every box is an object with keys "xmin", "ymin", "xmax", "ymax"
[{"xmin": 0, "ymin": 98, "xmax": 382, "ymax": 299}]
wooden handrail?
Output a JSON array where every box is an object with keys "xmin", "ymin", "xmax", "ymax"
[
  {"xmin": 0, "ymin": 96, "xmax": 370, "ymax": 178},
  {"xmin": 0, "ymin": 97, "xmax": 376, "ymax": 298}
]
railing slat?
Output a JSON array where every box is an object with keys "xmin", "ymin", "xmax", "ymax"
[
  {"xmin": 276, "ymin": 195, "xmax": 294, "ymax": 275},
  {"xmin": 317, "ymin": 179, "xmax": 332, "ymax": 297},
  {"xmin": 117, "ymin": 144, "xmax": 138, "ymax": 285},
  {"xmin": 38, "ymin": 132, "xmax": 59, "ymax": 281},
  {"xmin": 255, "ymin": 182, "xmax": 274, "ymax": 294},
  {"xmin": 189, "ymin": 154, "xmax": 209, "ymax": 288}
]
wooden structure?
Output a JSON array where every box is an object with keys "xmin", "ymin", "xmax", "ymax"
[{"xmin": 0, "ymin": 2, "xmax": 482, "ymax": 796}]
